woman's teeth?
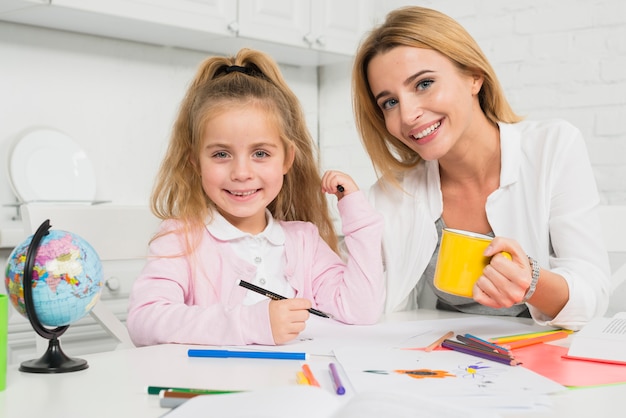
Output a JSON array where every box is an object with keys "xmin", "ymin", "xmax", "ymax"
[{"xmin": 413, "ymin": 121, "xmax": 441, "ymax": 139}]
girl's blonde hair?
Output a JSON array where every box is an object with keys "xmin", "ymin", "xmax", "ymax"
[
  {"xmin": 353, "ymin": 6, "xmax": 522, "ymax": 186},
  {"xmin": 152, "ymin": 48, "xmax": 338, "ymax": 253}
]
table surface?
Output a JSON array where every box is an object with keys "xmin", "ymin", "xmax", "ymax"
[{"xmin": 1, "ymin": 310, "xmax": 624, "ymax": 418}]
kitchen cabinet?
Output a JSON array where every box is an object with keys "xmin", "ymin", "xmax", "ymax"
[
  {"xmin": 238, "ymin": 0, "xmax": 374, "ymax": 56},
  {"xmin": 0, "ymin": 0, "xmax": 375, "ymax": 65},
  {"xmin": 0, "ymin": 0, "xmax": 237, "ymax": 52}
]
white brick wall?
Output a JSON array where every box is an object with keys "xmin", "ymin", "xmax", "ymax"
[{"xmin": 319, "ymin": 0, "xmax": 626, "ymax": 204}]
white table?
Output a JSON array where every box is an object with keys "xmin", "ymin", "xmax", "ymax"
[{"xmin": 1, "ymin": 310, "xmax": 624, "ymax": 418}]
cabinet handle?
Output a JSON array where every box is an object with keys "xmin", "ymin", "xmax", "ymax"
[
  {"xmin": 227, "ymin": 21, "xmax": 239, "ymax": 34},
  {"xmin": 303, "ymin": 33, "xmax": 315, "ymax": 46},
  {"xmin": 105, "ymin": 277, "xmax": 121, "ymax": 292}
]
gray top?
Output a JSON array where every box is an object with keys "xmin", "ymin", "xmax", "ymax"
[{"xmin": 416, "ymin": 218, "xmax": 529, "ymax": 317}]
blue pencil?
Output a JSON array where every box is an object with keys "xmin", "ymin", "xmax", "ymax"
[{"xmin": 187, "ymin": 349, "xmax": 308, "ymax": 360}]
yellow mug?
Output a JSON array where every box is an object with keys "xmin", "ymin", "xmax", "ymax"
[{"xmin": 434, "ymin": 228, "xmax": 511, "ymax": 298}]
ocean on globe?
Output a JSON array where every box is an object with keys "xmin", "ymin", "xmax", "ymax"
[{"xmin": 4, "ymin": 229, "xmax": 103, "ymax": 327}]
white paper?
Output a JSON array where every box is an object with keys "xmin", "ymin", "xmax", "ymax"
[
  {"xmin": 160, "ymin": 385, "xmax": 492, "ymax": 418},
  {"xmin": 222, "ymin": 316, "xmax": 545, "ymax": 356},
  {"xmin": 567, "ymin": 313, "xmax": 626, "ymax": 363},
  {"xmin": 333, "ymin": 346, "xmax": 566, "ymax": 399}
]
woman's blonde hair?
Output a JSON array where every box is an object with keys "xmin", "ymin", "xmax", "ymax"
[
  {"xmin": 353, "ymin": 6, "xmax": 522, "ymax": 186},
  {"xmin": 152, "ymin": 48, "xmax": 338, "ymax": 253}
]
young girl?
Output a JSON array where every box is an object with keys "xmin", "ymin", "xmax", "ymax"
[{"xmin": 127, "ymin": 48, "xmax": 384, "ymax": 346}]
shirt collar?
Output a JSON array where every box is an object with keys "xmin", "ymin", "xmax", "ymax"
[
  {"xmin": 206, "ymin": 209, "xmax": 285, "ymax": 245},
  {"xmin": 497, "ymin": 122, "xmax": 521, "ymax": 188}
]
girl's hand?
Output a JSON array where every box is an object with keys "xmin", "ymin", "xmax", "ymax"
[
  {"xmin": 321, "ymin": 170, "xmax": 359, "ymax": 200},
  {"xmin": 472, "ymin": 236, "xmax": 533, "ymax": 308},
  {"xmin": 268, "ymin": 298, "xmax": 311, "ymax": 344}
]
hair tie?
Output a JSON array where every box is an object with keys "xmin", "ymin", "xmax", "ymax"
[{"xmin": 225, "ymin": 65, "xmax": 252, "ymax": 75}]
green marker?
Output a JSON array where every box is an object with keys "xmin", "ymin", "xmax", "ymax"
[{"xmin": 147, "ymin": 386, "xmax": 243, "ymax": 395}]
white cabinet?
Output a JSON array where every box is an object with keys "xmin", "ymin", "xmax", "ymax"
[
  {"xmin": 0, "ymin": 0, "xmax": 374, "ymax": 65},
  {"xmin": 0, "ymin": 0, "xmax": 237, "ymax": 52},
  {"xmin": 238, "ymin": 0, "xmax": 374, "ymax": 56}
]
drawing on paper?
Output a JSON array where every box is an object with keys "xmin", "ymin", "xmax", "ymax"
[
  {"xmin": 457, "ymin": 361, "xmax": 502, "ymax": 382},
  {"xmin": 363, "ymin": 369, "xmax": 455, "ymax": 379}
]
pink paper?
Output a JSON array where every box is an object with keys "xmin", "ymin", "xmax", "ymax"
[{"xmin": 514, "ymin": 343, "xmax": 626, "ymax": 387}]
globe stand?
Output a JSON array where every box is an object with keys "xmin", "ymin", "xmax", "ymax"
[{"xmin": 19, "ymin": 219, "xmax": 88, "ymax": 373}]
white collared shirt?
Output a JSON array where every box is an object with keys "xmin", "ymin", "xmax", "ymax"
[{"xmin": 206, "ymin": 209, "xmax": 294, "ymax": 305}]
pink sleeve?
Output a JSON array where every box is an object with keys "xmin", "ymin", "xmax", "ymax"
[
  {"xmin": 305, "ymin": 191, "xmax": 386, "ymax": 325},
  {"xmin": 126, "ymin": 222, "xmax": 275, "ymax": 346}
]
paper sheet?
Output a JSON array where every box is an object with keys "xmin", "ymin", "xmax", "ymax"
[
  {"xmin": 223, "ymin": 316, "xmax": 546, "ymax": 356},
  {"xmin": 333, "ymin": 346, "xmax": 566, "ymax": 399},
  {"xmin": 160, "ymin": 384, "xmax": 493, "ymax": 418},
  {"xmin": 566, "ymin": 313, "xmax": 626, "ymax": 364}
]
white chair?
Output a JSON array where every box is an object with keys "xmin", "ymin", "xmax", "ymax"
[
  {"xmin": 598, "ymin": 205, "xmax": 626, "ymax": 316},
  {"xmin": 20, "ymin": 203, "xmax": 160, "ymax": 350}
]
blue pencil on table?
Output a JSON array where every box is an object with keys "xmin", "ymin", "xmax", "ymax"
[
  {"xmin": 188, "ymin": 349, "xmax": 308, "ymax": 360},
  {"xmin": 238, "ymin": 279, "xmax": 331, "ymax": 319}
]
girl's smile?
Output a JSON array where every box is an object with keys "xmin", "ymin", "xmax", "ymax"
[{"xmin": 199, "ymin": 103, "xmax": 294, "ymax": 234}]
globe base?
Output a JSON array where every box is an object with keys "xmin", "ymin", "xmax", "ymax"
[{"xmin": 19, "ymin": 337, "xmax": 88, "ymax": 373}]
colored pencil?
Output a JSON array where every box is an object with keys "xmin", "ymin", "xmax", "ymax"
[
  {"xmin": 442, "ymin": 339, "xmax": 520, "ymax": 366},
  {"xmin": 502, "ymin": 331, "xmax": 571, "ymax": 350},
  {"xmin": 489, "ymin": 329, "xmax": 573, "ymax": 344},
  {"xmin": 461, "ymin": 334, "xmax": 510, "ymax": 354},
  {"xmin": 301, "ymin": 364, "xmax": 320, "ymax": 387},
  {"xmin": 424, "ymin": 331, "xmax": 454, "ymax": 352}
]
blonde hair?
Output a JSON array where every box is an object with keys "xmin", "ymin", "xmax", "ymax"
[
  {"xmin": 353, "ymin": 6, "xmax": 522, "ymax": 186},
  {"xmin": 152, "ymin": 48, "xmax": 338, "ymax": 253}
]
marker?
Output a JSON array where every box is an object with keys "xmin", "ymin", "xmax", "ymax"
[
  {"xmin": 337, "ymin": 185, "xmax": 345, "ymax": 193},
  {"xmin": 147, "ymin": 386, "xmax": 243, "ymax": 395},
  {"xmin": 301, "ymin": 364, "xmax": 320, "ymax": 387},
  {"xmin": 296, "ymin": 371, "xmax": 310, "ymax": 386},
  {"xmin": 329, "ymin": 362, "xmax": 346, "ymax": 395},
  {"xmin": 238, "ymin": 279, "xmax": 331, "ymax": 318},
  {"xmin": 187, "ymin": 349, "xmax": 308, "ymax": 360}
]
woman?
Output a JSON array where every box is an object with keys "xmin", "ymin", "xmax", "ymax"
[{"xmin": 352, "ymin": 6, "xmax": 610, "ymax": 330}]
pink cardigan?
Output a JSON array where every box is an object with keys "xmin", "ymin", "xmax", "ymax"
[{"xmin": 127, "ymin": 191, "xmax": 384, "ymax": 346}]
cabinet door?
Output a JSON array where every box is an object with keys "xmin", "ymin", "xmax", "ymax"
[
  {"xmin": 237, "ymin": 0, "xmax": 310, "ymax": 48},
  {"xmin": 51, "ymin": 0, "xmax": 237, "ymax": 35},
  {"xmin": 309, "ymin": 0, "xmax": 375, "ymax": 55}
]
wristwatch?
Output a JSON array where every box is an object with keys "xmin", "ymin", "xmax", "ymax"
[{"xmin": 522, "ymin": 256, "xmax": 540, "ymax": 303}]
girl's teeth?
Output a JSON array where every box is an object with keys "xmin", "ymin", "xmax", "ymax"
[{"xmin": 232, "ymin": 190, "xmax": 255, "ymax": 196}]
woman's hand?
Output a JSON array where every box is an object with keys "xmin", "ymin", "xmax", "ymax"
[
  {"xmin": 268, "ymin": 298, "xmax": 311, "ymax": 344},
  {"xmin": 321, "ymin": 170, "xmax": 359, "ymax": 200},
  {"xmin": 472, "ymin": 236, "xmax": 532, "ymax": 308}
]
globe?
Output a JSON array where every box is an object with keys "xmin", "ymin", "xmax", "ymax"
[{"xmin": 4, "ymin": 219, "xmax": 103, "ymax": 373}]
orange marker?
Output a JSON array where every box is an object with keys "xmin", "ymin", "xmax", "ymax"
[{"xmin": 301, "ymin": 364, "xmax": 320, "ymax": 387}]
